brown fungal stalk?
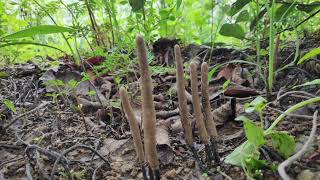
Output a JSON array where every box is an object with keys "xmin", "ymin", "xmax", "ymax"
[
  {"xmin": 119, "ymin": 87, "xmax": 145, "ymax": 164},
  {"xmin": 136, "ymin": 35, "xmax": 160, "ymax": 178},
  {"xmin": 201, "ymin": 62, "xmax": 218, "ymax": 139},
  {"xmin": 174, "ymin": 45, "xmax": 194, "ymax": 145},
  {"xmin": 190, "ymin": 62, "xmax": 209, "ymax": 144},
  {"xmin": 201, "ymin": 62, "xmax": 220, "ymax": 163}
]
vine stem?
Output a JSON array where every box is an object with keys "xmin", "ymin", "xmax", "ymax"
[{"xmin": 265, "ymin": 97, "xmax": 320, "ymax": 134}]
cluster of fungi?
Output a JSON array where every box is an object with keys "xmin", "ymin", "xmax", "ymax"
[{"xmin": 119, "ymin": 36, "xmax": 221, "ymax": 180}]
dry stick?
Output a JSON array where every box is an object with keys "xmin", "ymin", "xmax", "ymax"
[
  {"xmin": 174, "ymin": 45, "xmax": 194, "ymax": 146},
  {"xmin": 190, "ymin": 62, "xmax": 212, "ymax": 163},
  {"xmin": 201, "ymin": 62, "xmax": 220, "ymax": 163},
  {"xmin": 136, "ymin": 35, "xmax": 160, "ymax": 180},
  {"xmin": 119, "ymin": 87, "xmax": 147, "ymax": 180},
  {"xmin": 278, "ymin": 111, "xmax": 318, "ymax": 180}
]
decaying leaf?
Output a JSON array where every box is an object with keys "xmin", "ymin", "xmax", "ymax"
[{"xmin": 212, "ymin": 98, "xmax": 237, "ymax": 125}]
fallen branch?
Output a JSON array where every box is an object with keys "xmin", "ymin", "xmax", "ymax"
[{"xmin": 278, "ymin": 111, "xmax": 318, "ymax": 180}]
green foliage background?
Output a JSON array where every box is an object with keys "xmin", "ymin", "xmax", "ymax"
[{"xmin": 0, "ymin": 0, "xmax": 320, "ymax": 64}]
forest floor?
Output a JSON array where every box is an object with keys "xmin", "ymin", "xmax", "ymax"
[{"xmin": 0, "ymin": 36, "xmax": 320, "ymax": 180}]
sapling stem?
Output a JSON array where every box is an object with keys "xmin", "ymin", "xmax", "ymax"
[{"xmin": 136, "ymin": 35, "xmax": 160, "ymax": 178}]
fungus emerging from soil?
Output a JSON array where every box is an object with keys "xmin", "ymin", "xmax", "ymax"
[
  {"xmin": 174, "ymin": 45, "xmax": 194, "ymax": 145},
  {"xmin": 119, "ymin": 87, "xmax": 145, "ymax": 164},
  {"xmin": 200, "ymin": 62, "xmax": 218, "ymax": 139},
  {"xmin": 190, "ymin": 62, "xmax": 209, "ymax": 144},
  {"xmin": 201, "ymin": 62, "xmax": 220, "ymax": 163},
  {"xmin": 136, "ymin": 35, "xmax": 160, "ymax": 174}
]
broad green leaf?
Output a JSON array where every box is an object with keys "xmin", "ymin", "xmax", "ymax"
[
  {"xmin": 4, "ymin": 99, "xmax": 16, "ymax": 113},
  {"xmin": 298, "ymin": 47, "xmax": 320, "ymax": 64},
  {"xmin": 0, "ymin": 42, "xmax": 66, "ymax": 53},
  {"xmin": 244, "ymin": 120, "xmax": 266, "ymax": 147},
  {"xmin": 236, "ymin": 10, "xmax": 250, "ymax": 23},
  {"xmin": 224, "ymin": 141, "xmax": 256, "ymax": 166},
  {"xmin": 293, "ymin": 79, "xmax": 320, "ymax": 88},
  {"xmin": 229, "ymin": 0, "xmax": 252, "ymax": 16},
  {"xmin": 128, "ymin": 0, "xmax": 145, "ymax": 12},
  {"xmin": 219, "ymin": 23, "xmax": 245, "ymax": 39},
  {"xmin": 1, "ymin": 25, "xmax": 75, "ymax": 39},
  {"xmin": 269, "ymin": 132, "xmax": 295, "ymax": 158}
]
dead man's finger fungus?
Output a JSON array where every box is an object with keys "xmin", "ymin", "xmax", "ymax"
[
  {"xmin": 174, "ymin": 45, "xmax": 194, "ymax": 146},
  {"xmin": 119, "ymin": 87, "xmax": 145, "ymax": 164},
  {"xmin": 136, "ymin": 35, "xmax": 160, "ymax": 171},
  {"xmin": 201, "ymin": 62, "xmax": 218, "ymax": 139},
  {"xmin": 190, "ymin": 62, "xmax": 209, "ymax": 145}
]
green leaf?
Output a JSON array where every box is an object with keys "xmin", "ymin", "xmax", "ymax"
[
  {"xmin": 4, "ymin": 99, "xmax": 16, "ymax": 113},
  {"xmin": 250, "ymin": 96, "xmax": 267, "ymax": 107},
  {"xmin": 229, "ymin": 0, "xmax": 252, "ymax": 16},
  {"xmin": 67, "ymin": 79, "xmax": 79, "ymax": 89},
  {"xmin": 298, "ymin": 47, "xmax": 320, "ymax": 64},
  {"xmin": 219, "ymin": 23, "xmax": 245, "ymax": 39},
  {"xmin": 0, "ymin": 41, "xmax": 66, "ymax": 53},
  {"xmin": 223, "ymin": 79, "xmax": 231, "ymax": 91},
  {"xmin": 293, "ymin": 79, "xmax": 320, "ymax": 88},
  {"xmin": 236, "ymin": 10, "xmax": 250, "ymax": 23},
  {"xmin": 225, "ymin": 141, "xmax": 256, "ymax": 166},
  {"xmin": 1, "ymin": 25, "xmax": 75, "ymax": 39},
  {"xmin": 208, "ymin": 64, "xmax": 223, "ymax": 80},
  {"xmin": 269, "ymin": 131, "xmax": 296, "ymax": 158},
  {"xmin": 128, "ymin": 0, "xmax": 145, "ymax": 12},
  {"xmin": 244, "ymin": 119, "xmax": 266, "ymax": 147},
  {"xmin": 244, "ymin": 155, "xmax": 268, "ymax": 171}
]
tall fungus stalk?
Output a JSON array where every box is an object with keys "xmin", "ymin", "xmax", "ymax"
[{"xmin": 136, "ymin": 35, "xmax": 159, "ymax": 170}]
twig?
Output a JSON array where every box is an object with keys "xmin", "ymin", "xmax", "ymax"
[
  {"xmin": 277, "ymin": 91, "xmax": 316, "ymax": 101},
  {"xmin": 25, "ymin": 162, "xmax": 33, "ymax": 180},
  {"xmin": 2, "ymin": 101, "xmax": 50, "ymax": 131},
  {"xmin": 49, "ymin": 144, "xmax": 110, "ymax": 180},
  {"xmin": 266, "ymin": 105, "xmax": 317, "ymax": 120},
  {"xmin": 278, "ymin": 111, "xmax": 318, "ymax": 180}
]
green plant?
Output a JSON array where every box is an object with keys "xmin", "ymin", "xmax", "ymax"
[
  {"xmin": 226, "ymin": 96, "xmax": 320, "ymax": 174},
  {"xmin": 244, "ymin": 96, "xmax": 267, "ymax": 128},
  {"xmin": 231, "ymin": 112, "xmax": 295, "ymax": 178},
  {"xmin": 3, "ymin": 99, "xmax": 17, "ymax": 114}
]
